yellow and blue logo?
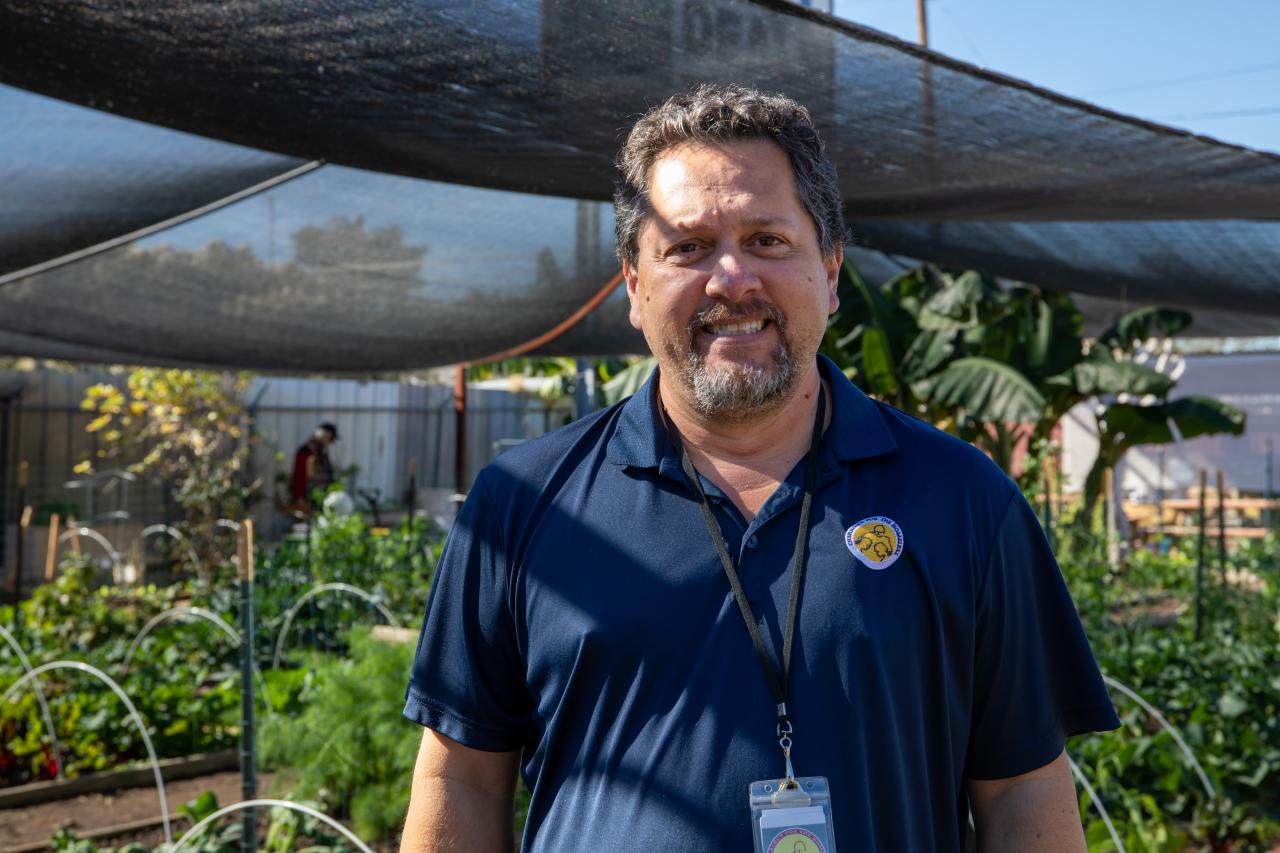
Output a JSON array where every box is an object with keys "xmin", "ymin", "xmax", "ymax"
[{"xmin": 844, "ymin": 516, "xmax": 904, "ymax": 570}]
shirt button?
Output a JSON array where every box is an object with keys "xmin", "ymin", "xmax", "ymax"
[{"xmin": 746, "ymin": 535, "xmax": 759, "ymax": 549}]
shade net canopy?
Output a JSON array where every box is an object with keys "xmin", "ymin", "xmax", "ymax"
[{"xmin": 2, "ymin": 0, "xmax": 1278, "ymax": 370}]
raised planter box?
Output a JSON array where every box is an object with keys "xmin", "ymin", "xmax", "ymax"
[{"xmin": 0, "ymin": 750, "xmax": 237, "ymax": 810}]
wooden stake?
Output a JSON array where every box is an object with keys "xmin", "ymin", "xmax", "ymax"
[
  {"xmin": 68, "ymin": 516, "xmax": 81, "ymax": 555},
  {"xmin": 455, "ymin": 366, "xmax": 468, "ymax": 492},
  {"xmin": 45, "ymin": 513, "xmax": 60, "ymax": 582},
  {"xmin": 236, "ymin": 516, "xmax": 257, "ymax": 853},
  {"xmin": 1104, "ymin": 467, "xmax": 1118, "ymax": 565},
  {"xmin": 237, "ymin": 519, "xmax": 255, "ymax": 583}
]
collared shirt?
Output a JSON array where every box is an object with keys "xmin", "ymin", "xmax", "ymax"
[{"xmin": 404, "ymin": 356, "xmax": 1119, "ymax": 851}]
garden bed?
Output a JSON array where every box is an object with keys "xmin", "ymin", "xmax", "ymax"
[{"xmin": 0, "ymin": 769, "xmax": 256, "ymax": 851}]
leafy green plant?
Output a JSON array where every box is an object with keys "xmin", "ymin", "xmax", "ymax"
[
  {"xmin": 259, "ymin": 629, "xmax": 419, "ymax": 841},
  {"xmin": 1064, "ymin": 538, "xmax": 1280, "ymax": 851}
]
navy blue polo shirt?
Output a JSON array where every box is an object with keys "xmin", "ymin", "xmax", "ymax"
[{"xmin": 404, "ymin": 356, "xmax": 1119, "ymax": 851}]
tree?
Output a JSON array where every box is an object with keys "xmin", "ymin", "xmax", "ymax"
[{"xmin": 79, "ymin": 369, "xmax": 257, "ymax": 578}]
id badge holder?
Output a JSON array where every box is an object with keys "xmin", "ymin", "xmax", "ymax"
[{"xmin": 749, "ymin": 776, "xmax": 837, "ymax": 853}]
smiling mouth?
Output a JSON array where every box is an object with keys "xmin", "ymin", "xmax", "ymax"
[{"xmin": 703, "ymin": 319, "xmax": 767, "ymax": 336}]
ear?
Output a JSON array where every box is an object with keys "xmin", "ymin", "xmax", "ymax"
[
  {"xmin": 623, "ymin": 257, "xmax": 644, "ymax": 331},
  {"xmin": 825, "ymin": 245, "xmax": 843, "ymax": 315}
]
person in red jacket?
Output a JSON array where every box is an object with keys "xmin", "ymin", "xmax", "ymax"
[{"xmin": 288, "ymin": 422, "xmax": 338, "ymax": 511}]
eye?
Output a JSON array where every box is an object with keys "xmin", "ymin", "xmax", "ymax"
[
  {"xmin": 664, "ymin": 240, "xmax": 706, "ymax": 261},
  {"xmin": 752, "ymin": 233, "xmax": 788, "ymax": 249}
]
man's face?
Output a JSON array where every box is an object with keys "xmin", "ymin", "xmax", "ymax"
[{"xmin": 623, "ymin": 139, "xmax": 841, "ymax": 419}]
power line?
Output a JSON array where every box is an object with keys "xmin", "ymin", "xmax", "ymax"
[
  {"xmin": 1084, "ymin": 60, "xmax": 1280, "ymax": 97},
  {"xmin": 936, "ymin": 1, "xmax": 986, "ymax": 65},
  {"xmin": 1167, "ymin": 104, "xmax": 1280, "ymax": 120}
]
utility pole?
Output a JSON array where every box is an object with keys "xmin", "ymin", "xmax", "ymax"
[{"xmin": 916, "ymin": 0, "xmax": 929, "ymax": 47}]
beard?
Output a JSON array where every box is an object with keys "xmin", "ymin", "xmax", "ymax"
[{"xmin": 662, "ymin": 299, "xmax": 803, "ymax": 419}]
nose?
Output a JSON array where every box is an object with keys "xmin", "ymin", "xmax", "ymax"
[{"xmin": 704, "ymin": 247, "xmax": 762, "ymax": 303}]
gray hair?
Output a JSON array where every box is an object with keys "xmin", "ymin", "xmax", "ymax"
[{"xmin": 613, "ymin": 83, "xmax": 846, "ymax": 268}]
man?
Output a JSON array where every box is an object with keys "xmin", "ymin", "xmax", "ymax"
[
  {"xmin": 287, "ymin": 422, "xmax": 338, "ymax": 509},
  {"xmin": 402, "ymin": 84, "xmax": 1118, "ymax": 851}
]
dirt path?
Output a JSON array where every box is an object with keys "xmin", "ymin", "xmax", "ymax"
[{"xmin": 0, "ymin": 770, "xmax": 263, "ymax": 851}]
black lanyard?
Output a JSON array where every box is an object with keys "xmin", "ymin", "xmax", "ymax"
[{"xmin": 671, "ymin": 387, "xmax": 826, "ymax": 775}]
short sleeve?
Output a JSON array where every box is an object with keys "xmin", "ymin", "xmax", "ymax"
[
  {"xmin": 403, "ymin": 471, "xmax": 533, "ymax": 752},
  {"xmin": 966, "ymin": 488, "xmax": 1120, "ymax": 780}
]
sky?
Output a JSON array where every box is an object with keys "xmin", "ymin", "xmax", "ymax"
[{"xmin": 831, "ymin": 0, "xmax": 1280, "ymax": 154}]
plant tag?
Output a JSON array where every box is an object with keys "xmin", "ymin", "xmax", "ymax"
[{"xmin": 749, "ymin": 776, "xmax": 837, "ymax": 853}]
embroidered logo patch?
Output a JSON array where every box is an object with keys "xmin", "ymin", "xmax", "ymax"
[{"xmin": 845, "ymin": 516, "xmax": 904, "ymax": 570}]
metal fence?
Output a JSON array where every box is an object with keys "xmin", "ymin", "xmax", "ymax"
[{"xmin": 1, "ymin": 366, "xmax": 570, "ymax": 590}]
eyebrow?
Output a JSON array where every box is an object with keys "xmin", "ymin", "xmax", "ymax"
[{"xmin": 659, "ymin": 214, "xmax": 802, "ymax": 235}]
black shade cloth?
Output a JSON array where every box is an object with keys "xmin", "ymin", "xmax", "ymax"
[
  {"xmin": 850, "ymin": 220, "xmax": 1280, "ymax": 320},
  {"xmin": 4, "ymin": 0, "xmax": 1278, "ymax": 220},
  {"xmin": 1, "ymin": 0, "xmax": 1278, "ymax": 370},
  {"xmin": 0, "ymin": 166, "xmax": 642, "ymax": 371},
  {"xmin": 1, "ymin": 87, "xmax": 306, "ymax": 277}
]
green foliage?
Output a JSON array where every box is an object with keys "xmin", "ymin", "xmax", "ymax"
[
  {"xmin": 48, "ymin": 791, "xmax": 356, "ymax": 853},
  {"xmin": 204, "ymin": 510, "xmax": 443, "ymax": 665},
  {"xmin": 466, "ymin": 357, "xmax": 635, "ymax": 404},
  {"xmin": 827, "ymin": 260, "xmax": 1246, "ymax": 531},
  {"xmin": 1097, "ymin": 307, "xmax": 1194, "ymax": 351},
  {"xmin": 77, "ymin": 368, "xmax": 258, "ymax": 577},
  {"xmin": 1063, "ymin": 538, "xmax": 1280, "ymax": 850},
  {"xmin": 601, "ymin": 356, "xmax": 657, "ymax": 406},
  {"xmin": 0, "ymin": 564, "xmax": 241, "ymax": 785},
  {"xmin": 1082, "ymin": 395, "xmax": 1247, "ymax": 525},
  {"xmin": 259, "ymin": 629, "xmax": 419, "ymax": 841},
  {"xmin": 51, "ymin": 826, "xmax": 148, "ymax": 853}
]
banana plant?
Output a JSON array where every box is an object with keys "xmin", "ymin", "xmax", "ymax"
[
  {"xmin": 1081, "ymin": 395, "xmax": 1246, "ymax": 524},
  {"xmin": 825, "ymin": 260, "xmax": 1240, "ymax": 505}
]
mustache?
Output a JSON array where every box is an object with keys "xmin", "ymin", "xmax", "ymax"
[{"xmin": 686, "ymin": 299, "xmax": 785, "ymax": 333}]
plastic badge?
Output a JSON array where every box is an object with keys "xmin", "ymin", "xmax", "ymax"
[{"xmin": 749, "ymin": 776, "xmax": 838, "ymax": 853}]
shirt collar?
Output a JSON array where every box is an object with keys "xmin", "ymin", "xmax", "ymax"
[{"xmin": 605, "ymin": 354, "xmax": 897, "ymax": 471}]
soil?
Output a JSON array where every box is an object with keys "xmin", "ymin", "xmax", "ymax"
[{"xmin": 0, "ymin": 770, "xmax": 268, "ymax": 851}]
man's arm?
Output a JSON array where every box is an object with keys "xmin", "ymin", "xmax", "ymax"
[
  {"xmin": 968, "ymin": 749, "xmax": 1084, "ymax": 853},
  {"xmin": 400, "ymin": 728, "xmax": 522, "ymax": 853}
]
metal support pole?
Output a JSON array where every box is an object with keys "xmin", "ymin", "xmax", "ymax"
[
  {"xmin": 237, "ymin": 520, "xmax": 257, "ymax": 853},
  {"xmin": 1156, "ymin": 446, "xmax": 1166, "ymax": 541},
  {"xmin": 1104, "ymin": 467, "xmax": 1118, "ymax": 567},
  {"xmin": 1041, "ymin": 451, "xmax": 1054, "ymax": 549},
  {"xmin": 403, "ymin": 457, "xmax": 417, "ymax": 577},
  {"xmin": 1054, "ymin": 444, "xmax": 1064, "ymax": 532},
  {"xmin": 0, "ymin": 396, "xmax": 10, "ymax": 577},
  {"xmin": 1195, "ymin": 469, "xmax": 1207, "ymax": 640},
  {"xmin": 303, "ymin": 513, "xmax": 312, "ymax": 582},
  {"xmin": 1216, "ymin": 469, "xmax": 1227, "ymax": 583},
  {"xmin": 916, "ymin": 0, "xmax": 929, "ymax": 47},
  {"xmin": 10, "ymin": 462, "xmax": 29, "ymax": 616},
  {"xmin": 1265, "ymin": 438, "xmax": 1274, "ymax": 531}
]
